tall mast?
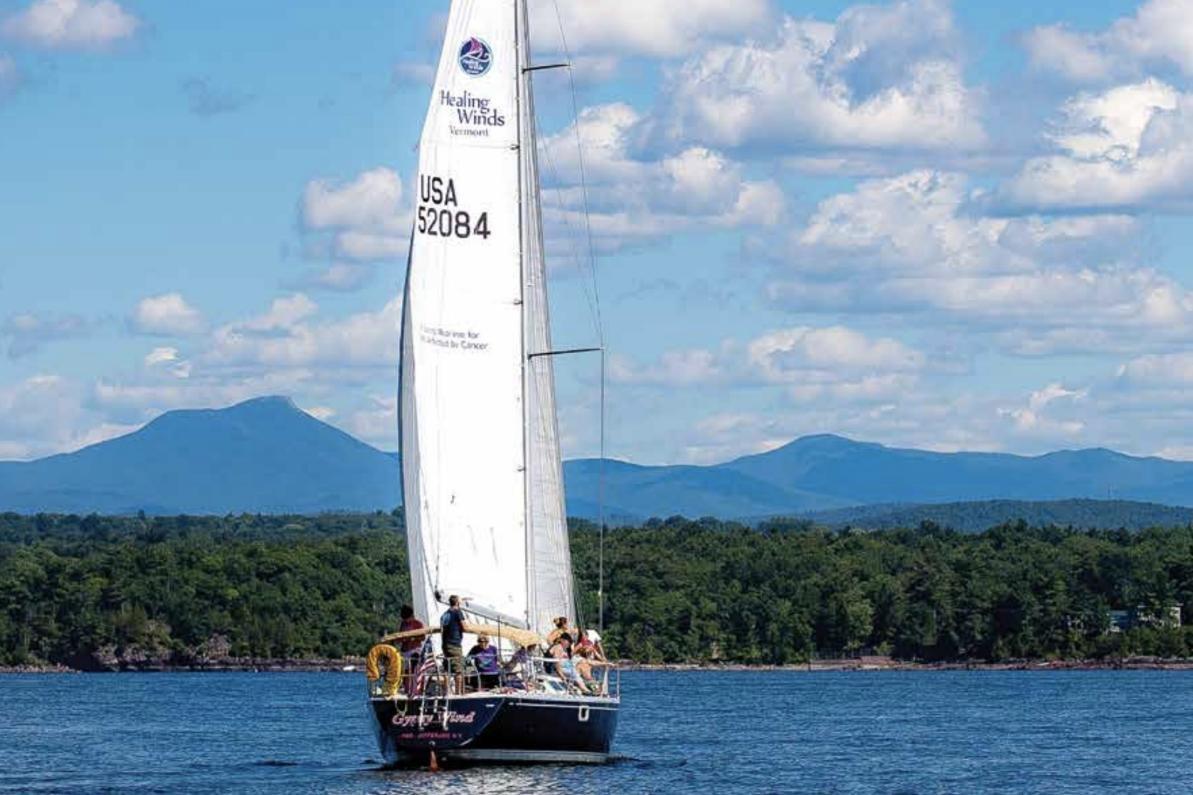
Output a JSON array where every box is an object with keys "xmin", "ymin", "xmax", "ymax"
[{"xmin": 515, "ymin": 0, "xmax": 532, "ymax": 627}]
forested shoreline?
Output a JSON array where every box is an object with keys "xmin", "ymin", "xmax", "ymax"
[{"xmin": 1, "ymin": 513, "xmax": 1190, "ymax": 669}]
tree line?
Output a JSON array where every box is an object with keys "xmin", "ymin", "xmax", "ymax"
[{"xmin": 0, "ymin": 512, "xmax": 1189, "ymax": 667}]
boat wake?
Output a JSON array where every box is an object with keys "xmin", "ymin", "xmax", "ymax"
[{"xmin": 613, "ymin": 754, "xmax": 687, "ymax": 768}]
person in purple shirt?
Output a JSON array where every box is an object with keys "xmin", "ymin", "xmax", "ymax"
[{"xmin": 466, "ymin": 634, "xmax": 501, "ymax": 690}]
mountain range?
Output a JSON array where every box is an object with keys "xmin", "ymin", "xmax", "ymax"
[{"xmin": 2, "ymin": 396, "xmax": 1193, "ymax": 525}]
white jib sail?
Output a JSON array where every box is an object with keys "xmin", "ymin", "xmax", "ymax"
[
  {"xmin": 401, "ymin": 0, "xmax": 575, "ymax": 641},
  {"xmin": 518, "ymin": 0, "xmax": 576, "ymax": 636}
]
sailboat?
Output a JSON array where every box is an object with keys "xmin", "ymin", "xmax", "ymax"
[{"xmin": 366, "ymin": 0, "xmax": 619, "ymax": 767}]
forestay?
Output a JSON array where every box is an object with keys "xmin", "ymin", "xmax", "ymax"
[{"xmin": 401, "ymin": 0, "xmax": 575, "ymax": 640}]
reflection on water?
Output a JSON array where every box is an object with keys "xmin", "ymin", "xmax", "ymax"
[
  {"xmin": 355, "ymin": 766, "xmax": 608, "ymax": 795},
  {"xmin": 343, "ymin": 754, "xmax": 662, "ymax": 795},
  {"xmin": 1, "ymin": 671, "xmax": 1190, "ymax": 794}
]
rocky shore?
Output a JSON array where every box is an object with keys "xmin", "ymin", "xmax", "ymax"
[
  {"xmin": 621, "ymin": 656, "xmax": 1193, "ymax": 672},
  {"xmin": 0, "ymin": 658, "xmax": 366, "ymax": 674},
  {"xmin": 5, "ymin": 653, "xmax": 1192, "ymax": 674},
  {"xmin": 0, "ymin": 633, "xmax": 367, "ymax": 674}
]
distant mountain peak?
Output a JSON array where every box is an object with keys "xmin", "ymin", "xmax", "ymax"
[
  {"xmin": 789, "ymin": 433, "xmax": 868, "ymax": 448},
  {"xmin": 798, "ymin": 433, "xmax": 856, "ymax": 442},
  {"xmin": 727, "ymin": 433, "xmax": 875, "ymax": 465},
  {"xmin": 3, "ymin": 396, "xmax": 1193, "ymax": 518},
  {"xmin": 1041, "ymin": 446, "xmax": 1137, "ymax": 461},
  {"xmin": 235, "ymin": 395, "xmax": 298, "ymax": 409},
  {"xmin": 0, "ymin": 394, "xmax": 400, "ymax": 515},
  {"xmin": 132, "ymin": 397, "xmax": 308, "ymax": 442},
  {"xmin": 144, "ymin": 395, "xmax": 303, "ymax": 425},
  {"xmin": 216, "ymin": 395, "xmax": 303, "ymax": 415}
]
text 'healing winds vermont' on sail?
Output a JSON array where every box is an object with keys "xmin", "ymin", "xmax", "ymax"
[{"xmin": 400, "ymin": 0, "xmax": 576, "ymax": 642}]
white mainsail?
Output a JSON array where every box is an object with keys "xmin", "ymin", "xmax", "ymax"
[{"xmin": 401, "ymin": 0, "xmax": 576, "ymax": 640}]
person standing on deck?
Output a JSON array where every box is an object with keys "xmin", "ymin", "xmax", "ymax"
[
  {"xmin": 397, "ymin": 605, "xmax": 424, "ymax": 694},
  {"xmin": 440, "ymin": 595, "xmax": 466, "ymax": 694}
]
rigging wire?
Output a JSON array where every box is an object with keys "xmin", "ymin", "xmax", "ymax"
[
  {"xmin": 550, "ymin": 2, "xmax": 605, "ymax": 347},
  {"xmin": 532, "ymin": 115, "xmax": 604, "ymax": 630},
  {"xmin": 534, "ymin": 117, "xmax": 600, "ymax": 337}
]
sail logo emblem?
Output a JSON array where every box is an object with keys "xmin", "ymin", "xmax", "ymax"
[{"xmin": 458, "ymin": 37, "xmax": 493, "ymax": 77}]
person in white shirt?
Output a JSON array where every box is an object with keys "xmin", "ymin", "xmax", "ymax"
[{"xmin": 579, "ymin": 627, "xmax": 606, "ymax": 662}]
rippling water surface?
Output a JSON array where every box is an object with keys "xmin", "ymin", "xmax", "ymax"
[{"xmin": 1, "ymin": 670, "xmax": 1189, "ymax": 794}]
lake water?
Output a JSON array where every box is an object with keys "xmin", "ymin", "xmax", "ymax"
[{"xmin": 1, "ymin": 670, "xmax": 1189, "ymax": 794}]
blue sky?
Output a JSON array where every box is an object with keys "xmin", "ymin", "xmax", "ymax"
[{"xmin": 3, "ymin": 0, "xmax": 1193, "ymax": 465}]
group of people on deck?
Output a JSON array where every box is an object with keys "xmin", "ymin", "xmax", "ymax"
[
  {"xmin": 543, "ymin": 615, "xmax": 608, "ymax": 695},
  {"xmin": 392, "ymin": 597, "xmax": 610, "ymax": 696}
]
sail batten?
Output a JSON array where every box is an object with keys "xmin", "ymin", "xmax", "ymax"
[{"xmin": 401, "ymin": 0, "xmax": 574, "ymax": 640}]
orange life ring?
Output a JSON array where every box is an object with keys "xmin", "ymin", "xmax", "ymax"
[{"xmin": 366, "ymin": 644, "xmax": 403, "ymax": 697}]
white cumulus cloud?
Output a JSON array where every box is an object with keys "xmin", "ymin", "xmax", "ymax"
[
  {"xmin": 340, "ymin": 395, "xmax": 399, "ymax": 450},
  {"xmin": 747, "ymin": 326, "xmax": 925, "ymax": 382},
  {"xmin": 302, "ymin": 167, "xmax": 410, "ymax": 261},
  {"xmin": 643, "ymin": 0, "xmax": 985, "ymax": 155},
  {"xmin": 540, "ymin": 103, "xmax": 784, "ymax": 252},
  {"xmin": 770, "ymin": 170, "xmax": 1193, "ymax": 354},
  {"xmin": 2, "ymin": 311, "xmax": 92, "ymax": 357},
  {"xmin": 143, "ymin": 346, "xmax": 178, "ymax": 367},
  {"xmin": 206, "ymin": 294, "xmax": 399, "ymax": 370},
  {"xmin": 528, "ymin": 0, "xmax": 773, "ymax": 59},
  {"xmin": 2, "ymin": 0, "xmax": 140, "ymax": 50},
  {"xmin": 999, "ymin": 79, "xmax": 1193, "ymax": 212},
  {"xmin": 143, "ymin": 346, "xmax": 191, "ymax": 379},
  {"xmin": 0, "ymin": 375, "xmax": 135, "ymax": 460},
  {"xmin": 608, "ymin": 347, "xmax": 727, "ymax": 387},
  {"xmin": 1025, "ymin": 0, "xmax": 1193, "ymax": 83},
  {"xmin": 303, "ymin": 405, "xmax": 337, "ymax": 422},
  {"xmin": 296, "ymin": 262, "xmax": 375, "ymax": 293},
  {"xmin": 1116, "ymin": 351, "xmax": 1193, "ymax": 386},
  {"xmin": 611, "ymin": 325, "xmax": 926, "ymax": 404},
  {"xmin": 999, "ymin": 383, "xmax": 1087, "ymax": 437},
  {"xmin": 130, "ymin": 293, "xmax": 206, "ymax": 337}
]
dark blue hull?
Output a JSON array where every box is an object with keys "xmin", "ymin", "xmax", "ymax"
[{"xmin": 370, "ymin": 693, "xmax": 619, "ymax": 766}]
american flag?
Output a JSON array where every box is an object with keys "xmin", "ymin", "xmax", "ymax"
[{"xmin": 411, "ymin": 639, "xmax": 439, "ymax": 696}]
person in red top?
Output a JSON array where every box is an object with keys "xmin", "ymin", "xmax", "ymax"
[
  {"xmin": 578, "ymin": 627, "xmax": 606, "ymax": 662},
  {"xmin": 397, "ymin": 605, "xmax": 424, "ymax": 694}
]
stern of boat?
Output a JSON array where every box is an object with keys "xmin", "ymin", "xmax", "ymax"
[{"xmin": 371, "ymin": 691, "xmax": 619, "ymax": 767}]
